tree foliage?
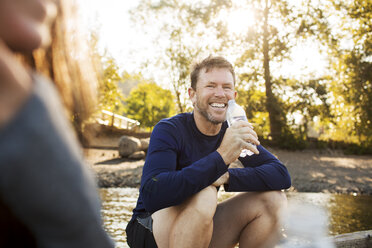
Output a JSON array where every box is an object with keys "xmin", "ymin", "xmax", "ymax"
[
  {"xmin": 326, "ymin": 0, "xmax": 372, "ymax": 146},
  {"xmin": 87, "ymin": 31, "xmax": 126, "ymax": 115},
  {"xmin": 125, "ymin": 82, "xmax": 176, "ymax": 130},
  {"xmin": 232, "ymin": 0, "xmax": 337, "ymax": 145},
  {"xmin": 132, "ymin": 0, "xmax": 232, "ymax": 112},
  {"xmin": 132, "ymin": 0, "xmax": 330, "ymax": 144},
  {"xmin": 126, "ymin": 0, "xmax": 371, "ymax": 153},
  {"xmin": 98, "ymin": 57, "xmax": 126, "ymax": 114}
]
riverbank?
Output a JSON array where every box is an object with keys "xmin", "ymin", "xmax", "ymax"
[{"xmin": 84, "ymin": 147, "xmax": 372, "ymax": 195}]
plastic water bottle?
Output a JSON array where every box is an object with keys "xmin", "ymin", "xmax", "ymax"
[{"xmin": 226, "ymin": 99, "xmax": 255, "ymax": 157}]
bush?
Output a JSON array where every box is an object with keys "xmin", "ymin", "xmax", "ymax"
[{"xmin": 259, "ymin": 130, "xmax": 372, "ymax": 155}]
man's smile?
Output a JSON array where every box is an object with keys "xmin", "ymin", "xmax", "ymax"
[{"xmin": 209, "ymin": 102, "xmax": 227, "ymax": 109}]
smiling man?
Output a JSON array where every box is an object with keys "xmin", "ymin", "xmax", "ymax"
[{"xmin": 126, "ymin": 56, "xmax": 291, "ymax": 248}]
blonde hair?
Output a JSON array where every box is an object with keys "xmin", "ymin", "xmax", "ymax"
[{"xmin": 32, "ymin": 0, "xmax": 99, "ymax": 123}]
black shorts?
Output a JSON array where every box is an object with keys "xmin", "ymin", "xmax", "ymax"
[{"xmin": 126, "ymin": 214, "xmax": 157, "ymax": 248}]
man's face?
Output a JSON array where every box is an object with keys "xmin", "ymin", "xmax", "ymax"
[
  {"xmin": 189, "ymin": 67, "xmax": 236, "ymax": 124},
  {"xmin": 0, "ymin": 0, "xmax": 57, "ymax": 52}
]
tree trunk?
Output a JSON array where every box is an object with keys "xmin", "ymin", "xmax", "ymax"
[
  {"xmin": 175, "ymin": 90, "xmax": 184, "ymax": 113},
  {"xmin": 263, "ymin": 0, "xmax": 282, "ymax": 142}
]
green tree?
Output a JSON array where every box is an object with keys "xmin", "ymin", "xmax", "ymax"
[
  {"xmin": 327, "ymin": 0, "xmax": 372, "ymax": 146},
  {"xmin": 98, "ymin": 57, "xmax": 125, "ymax": 115},
  {"xmin": 131, "ymin": 0, "xmax": 231, "ymax": 113},
  {"xmin": 285, "ymin": 77, "xmax": 331, "ymax": 138},
  {"xmin": 125, "ymin": 82, "xmax": 176, "ymax": 130},
  {"xmin": 233, "ymin": 0, "xmax": 331, "ymax": 144},
  {"xmin": 133, "ymin": 0, "xmax": 334, "ymax": 145},
  {"xmin": 87, "ymin": 31, "xmax": 126, "ymax": 116},
  {"xmin": 270, "ymin": 0, "xmax": 372, "ymax": 151},
  {"xmin": 131, "ymin": 0, "xmax": 371, "ymax": 150},
  {"xmin": 236, "ymin": 86, "xmax": 270, "ymax": 138},
  {"xmin": 120, "ymin": 71, "xmax": 142, "ymax": 97}
]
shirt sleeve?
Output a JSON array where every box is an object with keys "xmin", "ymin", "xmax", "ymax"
[
  {"xmin": 140, "ymin": 122, "xmax": 227, "ymax": 213},
  {"xmin": 225, "ymin": 145, "xmax": 291, "ymax": 192},
  {"xmin": 0, "ymin": 76, "xmax": 114, "ymax": 248}
]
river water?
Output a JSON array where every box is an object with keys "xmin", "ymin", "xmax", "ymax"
[{"xmin": 100, "ymin": 188, "xmax": 372, "ymax": 248}]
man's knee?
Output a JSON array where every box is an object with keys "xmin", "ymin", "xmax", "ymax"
[
  {"xmin": 259, "ymin": 191, "xmax": 287, "ymax": 218},
  {"xmin": 153, "ymin": 186, "xmax": 218, "ymax": 227},
  {"xmin": 185, "ymin": 186, "xmax": 218, "ymax": 222}
]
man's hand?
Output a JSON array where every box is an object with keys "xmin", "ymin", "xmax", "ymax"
[
  {"xmin": 217, "ymin": 121, "xmax": 260, "ymax": 165},
  {"xmin": 212, "ymin": 172, "xmax": 229, "ymax": 187}
]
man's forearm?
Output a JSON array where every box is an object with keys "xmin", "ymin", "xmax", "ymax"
[{"xmin": 141, "ymin": 151, "xmax": 228, "ymax": 213}]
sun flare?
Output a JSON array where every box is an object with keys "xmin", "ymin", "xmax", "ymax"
[{"xmin": 218, "ymin": 6, "xmax": 256, "ymax": 35}]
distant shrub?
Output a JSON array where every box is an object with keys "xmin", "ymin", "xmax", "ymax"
[{"xmin": 259, "ymin": 132, "xmax": 372, "ymax": 155}]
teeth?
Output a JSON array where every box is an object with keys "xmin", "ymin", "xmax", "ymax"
[{"xmin": 210, "ymin": 103, "xmax": 226, "ymax": 108}]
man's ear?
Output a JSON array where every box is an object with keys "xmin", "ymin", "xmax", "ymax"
[
  {"xmin": 234, "ymin": 90, "xmax": 237, "ymax": 99},
  {"xmin": 188, "ymin": 87, "xmax": 196, "ymax": 104}
]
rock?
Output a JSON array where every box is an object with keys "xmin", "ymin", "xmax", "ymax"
[
  {"xmin": 128, "ymin": 151, "xmax": 146, "ymax": 160},
  {"xmin": 118, "ymin": 136, "xmax": 141, "ymax": 157},
  {"xmin": 140, "ymin": 138, "xmax": 150, "ymax": 151}
]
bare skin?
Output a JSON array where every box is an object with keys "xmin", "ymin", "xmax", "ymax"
[
  {"xmin": 152, "ymin": 186, "xmax": 286, "ymax": 248},
  {"xmin": 209, "ymin": 191, "xmax": 286, "ymax": 248},
  {"xmin": 153, "ymin": 186, "xmax": 218, "ymax": 248},
  {"xmin": 152, "ymin": 67, "xmax": 285, "ymax": 248}
]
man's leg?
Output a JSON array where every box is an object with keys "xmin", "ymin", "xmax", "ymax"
[
  {"xmin": 152, "ymin": 186, "xmax": 218, "ymax": 248},
  {"xmin": 209, "ymin": 191, "xmax": 287, "ymax": 248}
]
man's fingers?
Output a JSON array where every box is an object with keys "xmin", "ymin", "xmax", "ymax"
[
  {"xmin": 236, "ymin": 126, "xmax": 258, "ymax": 140},
  {"xmin": 241, "ymin": 133, "xmax": 260, "ymax": 146},
  {"xmin": 243, "ymin": 142, "xmax": 260, "ymax": 155},
  {"xmin": 231, "ymin": 122, "xmax": 257, "ymax": 138},
  {"xmin": 231, "ymin": 120, "xmax": 253, "ymax": 129}
]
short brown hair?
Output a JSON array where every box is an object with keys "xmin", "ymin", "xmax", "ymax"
[{"xmin": 190, "ymin": 55, "xmax": 235, "ymax": 89}]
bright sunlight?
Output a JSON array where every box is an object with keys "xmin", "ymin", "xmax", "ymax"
[
  {"xmin": 218, "ymin": 6, "xmax": 256, "ymax": 35},
  {"xmin": 78, "ymin": 0, "xmax": 328, "ymax": 83}
]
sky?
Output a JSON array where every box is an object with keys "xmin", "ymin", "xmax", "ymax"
[
  {"xmin": 76, "ymin": 0, "xmax": 329, "ymax": 87},
  {"xmin": 77, "ymin": 0, "xmax": 146, "ymax": 73}
]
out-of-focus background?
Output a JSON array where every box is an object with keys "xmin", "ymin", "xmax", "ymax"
[
  {"xmin": 73, "ymin": 1, "xmax": 371, "ymax": 247},
  {"xmin": 77, "ymin": 0, "xmax": 371, "ymax": 154}
]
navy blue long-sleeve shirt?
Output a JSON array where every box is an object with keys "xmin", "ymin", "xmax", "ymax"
[{"xmin": 131, "ymin": 113, "xmax": 291, "ymax": 219}]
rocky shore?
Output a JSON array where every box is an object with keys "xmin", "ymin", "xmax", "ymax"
[{"xmin": 84, "ymin": 148, "xmax": 372, "ymax": 195}]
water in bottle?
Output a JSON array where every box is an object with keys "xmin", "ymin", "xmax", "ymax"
[{"xmin": 226, "ymin": 99, "xmax": 255, "ymax": 157}]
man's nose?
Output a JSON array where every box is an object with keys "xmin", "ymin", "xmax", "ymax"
[{"xmin": 214, "ymin": 86, "xmax": 225, "ymax": 97}]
